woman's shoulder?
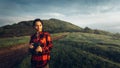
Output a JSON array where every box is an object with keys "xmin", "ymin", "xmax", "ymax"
[
  {"xmin": 30, "ymin": 32, "xmax": 50, "ymax": 37},
  {"xmin": 43, "ymin": 31, "xmax": 50, "ymax": 35},
  {"xmin": 30, "ymin": 33, "xmax": 36, "ymax": 38}
]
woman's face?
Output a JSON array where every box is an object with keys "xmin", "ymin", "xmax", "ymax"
[{"xmin": 34, "ymin": 21, "xmax": 43, "ymax": 32}]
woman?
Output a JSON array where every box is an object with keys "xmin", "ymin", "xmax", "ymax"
[{"xmin": 29, "ymin": 19, "xmax": 53, "ymax": 68}]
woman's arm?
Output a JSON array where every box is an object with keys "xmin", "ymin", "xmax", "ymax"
[
  {"xmin": 29, "ymin": 35, "xmax": 34, "ymax": 49},
  {"xmin": 42, "ymin": 33, "xmax": 53, "ymax": 53}
]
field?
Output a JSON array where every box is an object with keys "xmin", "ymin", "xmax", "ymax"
[
  {"xmin": 14, "ymin": 32, "xmax": 120, "ymax": 68},
  {"xmin": 0, "ymin": 36, "xmax": 29, "ymax": 48},
  {"xmin": 0, "ymin": 32, "xmax": 67, "ymax": 68},
  {"xmin": 0, "ymin": 32, "xmax": 67, "ymax": 48}
]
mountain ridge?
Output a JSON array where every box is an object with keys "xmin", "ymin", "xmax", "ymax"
[
  {"xmin": 0, "ymin": 18, "xmax": 82, "ymax": 37},
  {"xmin": 0, "ymin": 18, "xmax": 117, "ymax": 38}
]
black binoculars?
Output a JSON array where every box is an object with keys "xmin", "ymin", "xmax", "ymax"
[{"xmin": 33, "ymin": 42, "xmax": 41, "ymax": 48}]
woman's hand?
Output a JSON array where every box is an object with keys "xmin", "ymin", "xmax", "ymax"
[
  {"xmin": 36, "ymin": 46, "xmax": 42, "ymax": 52},
  {"xmin": 29, "ymin": 43, "xmax": 34, "ymax": 49}
]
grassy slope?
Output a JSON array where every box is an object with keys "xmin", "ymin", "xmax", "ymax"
[
  {"xmin": 0, "ymin": 36, "xmax": 30, "ymax": 48},
  {"xmin": 17, "ymin": 32, "xmax": 120, "ymax": 68},
  {"xmin": 0, "ymin": 32, "xmax": 67, "ymax": 48}
]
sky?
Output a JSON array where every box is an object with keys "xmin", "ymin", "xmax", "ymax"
[{"xmin": 0, "ymin": 0, "xmax": 120, "ymax": 33}]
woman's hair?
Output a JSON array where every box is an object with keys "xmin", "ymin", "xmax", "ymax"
[
  {"xmin": 33, "ymin": 18, "xmax": 44, "ymax": 31},
  {"xmin": 33, "ymin": 18, "xmax": 43, "ymax": 27}
]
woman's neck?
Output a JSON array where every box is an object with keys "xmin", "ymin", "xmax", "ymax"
[
  {"xmin": 37, "ymin": 31, "xmax": 42, "ymax": 33},
  {"xmin": 36, "ymin": 31, "xmax": 42, "ymax": 38}
]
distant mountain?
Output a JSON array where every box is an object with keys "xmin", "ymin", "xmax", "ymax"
[
  {"xmin": 0, "ymin": 18, "xmax": 82, "ymax": 37},
  {"xmin": 0, "ymin": 18, "xmax": 118, "ymax": 38}
]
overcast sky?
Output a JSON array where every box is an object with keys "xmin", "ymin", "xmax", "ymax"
[{"xmin": 0, "ymin": 0, "xmax": 120, "ymax": 33}]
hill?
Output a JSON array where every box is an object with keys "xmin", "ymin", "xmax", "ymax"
[
  {"xmin": 0, "ymin": 18, "xmax": 119, "ymax": 38},
  {"xmin": 0, "ymin": 18, "xmax": 82, "ymax": 38}
]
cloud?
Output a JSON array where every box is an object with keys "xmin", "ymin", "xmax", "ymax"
[
  {"xmin": 43, "ymin": 12, "xmax": 65, "ymax": 17},
  {"xmin": 0, "ymin": 0, "xmax": 120, "ymax": 33}
]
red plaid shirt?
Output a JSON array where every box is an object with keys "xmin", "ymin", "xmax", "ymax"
[{"xmin": 29, "ymin": 32, "xmax": 53, "ymax": 67}]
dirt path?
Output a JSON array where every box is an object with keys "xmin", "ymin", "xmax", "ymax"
[
  {"xmin": 0, "ymin": 34, "xmax": 67, "ymax": 68},
  {"xmin": 0, "ymin": 44, "xmax": 29, "ymax": 68}
]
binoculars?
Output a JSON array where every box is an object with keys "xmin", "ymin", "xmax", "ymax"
[
  {"xmin": 33, "ymin": 42, "xmax": 41, "ymax": 48},
  {"xmin": 29, "ymin": 42, "xmax": 42, "ymax": 55}
]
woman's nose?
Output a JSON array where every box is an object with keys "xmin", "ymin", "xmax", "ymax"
[{"xmin": 38, "ymin": 26, "xmax": 39, "ymax": 28}]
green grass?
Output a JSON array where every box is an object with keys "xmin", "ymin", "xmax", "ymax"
[
  {"xmin": 5, "ymin": 32, "xmax": 120, "ymax": 68},
  {"xmin": 0, "ymin": 36, "xmax": 30, "ymax": 48},
  {"xmin": 0, "ymin": 32, "xmax": 68, "ymax": 48},
  {"xmin": 14, "ymin": 32, "xmax": 68, "ymax": 68},
  {"xmin": 14, "ymin": 55, "xmax": 31, "ymax": 68}
]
